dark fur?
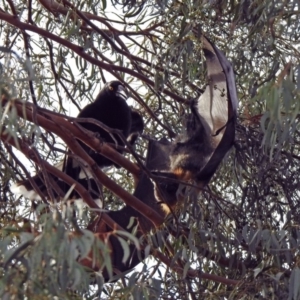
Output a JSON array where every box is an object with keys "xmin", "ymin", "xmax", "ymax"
[
  {"xmin": 157, "ymin": 100, "xmax": 213, "ymax": 181},
  {"xmin": 151, "ymin": 174, "xmax": 180, "ymax": 209},
  {"xmin": 152, "ymin": 101, "xmax": 213, "ymax": 208},
  {"xmin": 170, "ymin": 106, "xmax": 213, "ymax": 179}
]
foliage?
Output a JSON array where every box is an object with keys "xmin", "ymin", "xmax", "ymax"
[{"xmin": 0, "ymin": 0, "xmax": 300, "ymax": 299}]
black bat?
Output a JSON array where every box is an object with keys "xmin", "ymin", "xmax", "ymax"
[{"xmin": 152, "ymin": 35, "xmax": 238, "ymax": 210}]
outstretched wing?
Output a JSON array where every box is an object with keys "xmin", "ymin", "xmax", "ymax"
[{"xmin": 195, "ymin": 35, "xmax": 238, "ymax": 183}]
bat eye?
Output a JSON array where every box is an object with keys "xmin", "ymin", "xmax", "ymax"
[{"xmin": 109, "ymin": 86, "xmax": 114, "ymax": 91}]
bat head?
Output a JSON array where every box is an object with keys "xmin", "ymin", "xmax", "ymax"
[{"xmin": 105, "ymin": 81, "xmax": 128, "ymax": 101}]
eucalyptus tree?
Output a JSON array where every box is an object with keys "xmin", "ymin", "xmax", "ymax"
[{"xmin": 0, "ymin": 0, "xmax": 300, "ymax": 299}]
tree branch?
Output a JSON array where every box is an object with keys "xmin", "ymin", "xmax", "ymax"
[
  {"xmin": 4, "ymin": 98, "xmax": 165, "ymax": 227},
  {"xmin": 0, "ymin": 10, "xmax": 186, "ymax": 104}
]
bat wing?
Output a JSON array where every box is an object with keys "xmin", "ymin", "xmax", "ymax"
[{"xmin": 195, "ymin": 36, "xmax": 238, "ymax": 182}]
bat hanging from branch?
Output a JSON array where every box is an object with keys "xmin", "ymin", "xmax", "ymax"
[{"xmin": 152, "ymin": 35, "xmax": 239, "ymax": 211}]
